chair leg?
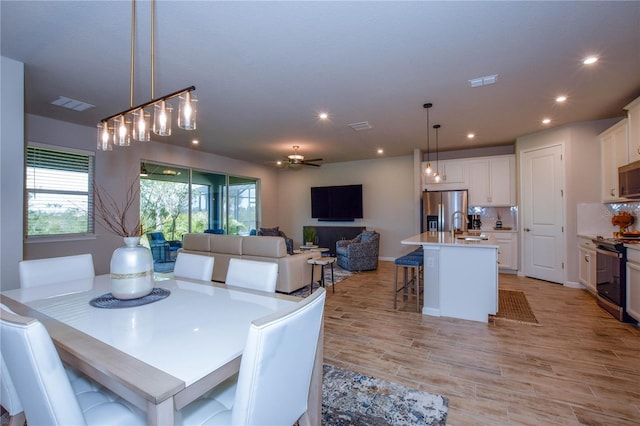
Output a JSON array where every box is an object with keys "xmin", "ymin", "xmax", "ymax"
[
  {"xmin": 394, "ymin": 264, "xmax": 399, "ymax": 309},
  {"xmin": 416, "ymin": 265, "xmax": 421, "ymax": 313}
]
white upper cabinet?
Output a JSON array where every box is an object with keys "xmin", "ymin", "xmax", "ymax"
[
  {"xmin": 625, "ymin": 97, "xmax": 640, "ymax": 163},
  {"xmin": 423, "ymin": 159, "xmax": 466, "ymax": 190},
  {"xmin": 467, "ymin": 155, "xmax": 516, "ymax": 206},
  {"xmin": 600, "ymin": 118, "xmax": 629, "ymax": 202}
]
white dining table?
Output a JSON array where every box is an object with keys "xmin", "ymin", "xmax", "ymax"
[{"xmin": 1, "ymin": 274, "xmax": 323, "ymax": 425}]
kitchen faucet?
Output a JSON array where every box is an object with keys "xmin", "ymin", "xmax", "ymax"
[{"xmin": 451, "ymin": 210, "xmax": 469, "ymax": 238}]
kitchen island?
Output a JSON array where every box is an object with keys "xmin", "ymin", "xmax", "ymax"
[{"xmin": 402, "ymin": 231, "xmax": 499, "ymax": 323}]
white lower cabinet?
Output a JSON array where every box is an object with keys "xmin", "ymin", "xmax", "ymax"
[
  {"xmin": 626, "ymin": 247, "xmax": 640, "ymax": 322},
  {"xmin": 578, "ymin": 237, "xmax": 597, "ymax": 294},
  {"xmin": 486, "ymin": 232, "xmax": 517, "ymax": 271}
]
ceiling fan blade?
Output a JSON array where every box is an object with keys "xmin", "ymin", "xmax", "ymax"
[
  {"xmin": 303, "ymin": 162, "xmax": 321, "ymax": 167},
  {"xmin": 303, "ymin": 158, "xmax": 323, "ymax": 162}
]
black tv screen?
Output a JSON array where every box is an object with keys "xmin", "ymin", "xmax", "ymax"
[{"xmin": 311, "ymin": 184, "xmax": 363, "ymax": 221}]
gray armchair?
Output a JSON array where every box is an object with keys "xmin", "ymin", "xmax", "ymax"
[{"xmin": 336, "ymin": 230, "xmax": 380, "ymax": 271}]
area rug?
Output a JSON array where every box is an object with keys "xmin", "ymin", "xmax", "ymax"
[
  {"xmin": 493, "ymin": 289, "xmax": 539, "ymax": 324},
  {"xmin": 291, "ymin": 264, "xmax": 356, "ymax": 296},
  {"xmin": 322, "ymin": 364, "xmax": 448, "ymax": 425}
]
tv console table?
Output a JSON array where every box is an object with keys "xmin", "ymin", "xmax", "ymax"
[{"xmin": 303, "ymin": 226, "xmax": 366, "ymax": 256}]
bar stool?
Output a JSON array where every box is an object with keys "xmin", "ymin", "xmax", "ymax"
[
  {"xmin": 307, "ymin": 257, "xmax": 336, "ymax": 294},
  {"xmin": 394, "ymin": 254, "xmax": 423, "ymax": 312}
]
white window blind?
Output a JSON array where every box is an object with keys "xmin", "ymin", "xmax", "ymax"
[{"xmin": 26, "ymin": 145, "xmax": 94, "ymax": 236}]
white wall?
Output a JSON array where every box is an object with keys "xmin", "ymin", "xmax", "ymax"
[
  {"xmin": 516, "ymin": 118, "xmax": 621, "ymax": 285},
  {"xmin": 276, "ymin": 155, "xmax": 415, "ymax": 260},
  {"xmin": 1, "ymin": 56, "xmax": 25, "ymax": 291},
  {"xmin": 23, "ymin": 114, "xmax": 280, "ymax": 276}
]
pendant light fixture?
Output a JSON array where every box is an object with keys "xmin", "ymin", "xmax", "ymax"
[
  {"xmin": 97, "ymin": 0, "xmax": 197, "ymax": 150},
  {"xmin": 423, "ymin": 103, "xmax": 433, "ymax": 175},
  {"xmin": 433, "ymin": 124, "xmax": 441, "ymax": 182}
]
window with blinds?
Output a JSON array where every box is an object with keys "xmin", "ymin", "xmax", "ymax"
[{"xmin": 26, "ymin": 145, "xmax": 95, "ymax": 237}]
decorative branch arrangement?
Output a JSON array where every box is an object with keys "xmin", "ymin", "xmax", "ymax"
[{"xmin": 94, "ymin": 178, "xmax": 142, "ymax": 237}]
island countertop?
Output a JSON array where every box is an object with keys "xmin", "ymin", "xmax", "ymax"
[{"xmin": 401, "ymin": 231, "xmax": 499, "ymax": 249}]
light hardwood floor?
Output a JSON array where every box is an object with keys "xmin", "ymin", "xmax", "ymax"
[{"xmin": 323, "ymin": 261, "xmax": 640, "ymax": 425}]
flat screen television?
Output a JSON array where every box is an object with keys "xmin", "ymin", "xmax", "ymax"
[{"xmin": 311, "ymin": 184, "xmax": 363, "ymax": 221}]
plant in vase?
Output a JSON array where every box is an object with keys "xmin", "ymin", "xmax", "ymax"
[
  {"xmin": 303, "ymin": 227, "xmax": 317, "ymax": 246},
  {"xmin": 94, "ymin": 179, "xmax": 154, "ymax": 299}
]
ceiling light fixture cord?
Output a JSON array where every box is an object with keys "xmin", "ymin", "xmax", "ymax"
[
  {"xmin": 151, "ymin": 0, "xmax": 155, "ymax": 100},
  {"xmin": 434, "ymin": 124, "xmax": 441, "ymax": 182},
  {"xmin": 424, "ymin": 102, "xmax": 432, "ymax": 175},
  {"xmin": 130, "ymin": 0, "xmax": 135, "ymax": 108}
]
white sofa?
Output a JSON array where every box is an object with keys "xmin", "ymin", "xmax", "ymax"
[{"xmin": 180, "ymin": 233, "xmax": 322, "ymax": 293}]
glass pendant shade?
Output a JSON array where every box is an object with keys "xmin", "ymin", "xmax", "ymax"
[
  {"xmin": 434, "ymin": 172, "xmax": 441, "ymax": 183},
  {"xmin": 153, "ymin": 100, "xmax": 173, "ymax": 136},
  {"xmin": 133, "ymin": 110, "xmax": 151, "ymax": 142},
  {"xmin": 178, "ymin": 92, "xmax": 197, "ymax": 130},
  {"xmin": 97, "ymin": 122, "xmax": 113, "ymax": 151},
  {"xmin": 425, "ymin": 162, "xmax": 432, "ymax": 175},
  {"xmin": 115, "ymin": 115, "xmax": 132, "ymax": 146}
]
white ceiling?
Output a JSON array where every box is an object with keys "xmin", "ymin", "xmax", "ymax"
[{"xmin": 2, "ymin": 1, "xmax": 639, "ymax": 166}]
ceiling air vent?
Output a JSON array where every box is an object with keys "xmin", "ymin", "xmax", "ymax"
[
  {"xmin": 50, "ymin": 96, "xmax": 95, "ymax": 111},
  {"xmin": 348, "ymin": 121, "xmax": 373, "ymax": 131},
  {"xmin": 468, "ymin": 74, "xmax": 498, "ymax": 88}
]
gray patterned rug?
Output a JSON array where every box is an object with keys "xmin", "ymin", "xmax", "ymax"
[{"xmin": 323, "ymin": 364, "xmax": 448, "ymax": 425}]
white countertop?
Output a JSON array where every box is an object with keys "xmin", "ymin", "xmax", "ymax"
[{"xmin": 401, "ymin": 231, "xmax": 499, "ymax": 249}]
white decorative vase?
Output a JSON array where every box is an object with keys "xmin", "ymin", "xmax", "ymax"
[{"xmin": 110, "ymin": 236, "xmax": 154, "ymax": 299}]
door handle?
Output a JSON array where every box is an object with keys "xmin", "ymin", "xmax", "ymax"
[{"xmin": 524, "ymin": 228, "xmax": 531, "ymax": 232}]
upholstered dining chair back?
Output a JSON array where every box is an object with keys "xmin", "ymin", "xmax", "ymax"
[
  {"xmin": 0, "ymin": 305, "xmax": 25, "ymax": 426},
  {"xmin": 232, "ymin": 288, "xmax": 326, "ymax": 425},
  {"xmin": 19, "ymin": 254, "xmax": 95, "ymax": 288},
  {"xmin": 0, "ymin": 307, "xmax": 145, "ymax": 425},
  {"xmin": 173, "ymin": 252, "xmax": 214, "ymax": 281},
  {"xmin": 225, "ymin": 258, "xmax": 278, "ymax": 292}
]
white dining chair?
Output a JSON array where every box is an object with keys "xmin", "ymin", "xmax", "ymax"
[
  {"xmin": 224, "ymin": 258, "xmax": 278, "ymax": 292},
  {"xmin": 173, "ymin": 252, "xmax": 214, "ymax": 281},
  {"xmin": 180, "ymin": 288, "xmax": 326, "ymax": 425},
  {"xmin": 1, "ymin": 354, "xmax": 25, "ymax": 426},
  {"xmin": 0, "ymin": 305, "xmax": 25, "ymax": 426},
  {"xmin": 0, "ymin": 306, "xmax": 146, "ymax": 426},
  {"xmin": 19, "ymin": 254, "xmax": 95, "ymax": 288}
]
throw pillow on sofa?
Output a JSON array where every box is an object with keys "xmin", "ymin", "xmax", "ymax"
[
  {"xmin": 259, "ymin": 226, "xmax": 294, "ymax": 255},
  {"xmin": 259, "ymin": 226, "xmax": 280, "ymax": 236}
]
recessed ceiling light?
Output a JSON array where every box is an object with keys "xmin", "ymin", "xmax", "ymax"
[
  {"xmin": 583, "ymin": 56, "xmax": 598, "ymax": 65},
  {"xmin": 467, "ymin": 133, "xmax": 475, "ymax": 139},
  {"xmin": 318, "ymin": 112, "xmax": 329, "ymax": 120},
  {"xmin": 192, "ymin": 139, "xmax": 199, "ymax": 145},
  {"xmin": 377, "ymin": 148, "xmax": 384, "ymax": 154},
  {"xmin": 555, "ymin": 95, "xmax": 567, "ymax": 103},
  {"xmin": 542, "ymin": 118, "xmax": 551, "ymax": 124},
  {"xmin": 276, "ymin": 160, "xmax": 282, "ymax": 166}
]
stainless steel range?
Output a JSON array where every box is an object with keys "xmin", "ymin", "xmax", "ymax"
[{"xmin": 592, "ymin": 237, "xmax": 633, "ymax": 322}]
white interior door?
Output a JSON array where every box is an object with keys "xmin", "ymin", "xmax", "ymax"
[{"xmin": 521, "ymin": 144, "xmax": 565, "ymax": 283}]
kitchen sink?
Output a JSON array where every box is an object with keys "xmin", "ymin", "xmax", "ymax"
[{"xmin": 456, "ymin": 233, "xmax": 488, "ymax": 241}]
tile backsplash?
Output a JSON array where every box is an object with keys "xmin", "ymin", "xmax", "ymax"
[
  {"xmin": 577, "ymin": 202, "xmax": 640, "ymax": 237},
  {"xmin": 468, "ymin": 206, "xmax": 518, "ymax": 231}
]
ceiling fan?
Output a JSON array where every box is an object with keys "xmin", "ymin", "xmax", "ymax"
[{"xmin": 279, "ymin": 146, "xmax": 323, "ymax": 168}]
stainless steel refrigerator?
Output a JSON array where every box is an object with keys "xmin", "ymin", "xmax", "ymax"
[{"xmin": 422, "ymin": 190, "xmax": 468, "ymax": 233}]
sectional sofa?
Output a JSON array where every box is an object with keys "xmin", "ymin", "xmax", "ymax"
[{"xmin": 180, "ymin": 233, "xmax": 322, "ymax": 293}]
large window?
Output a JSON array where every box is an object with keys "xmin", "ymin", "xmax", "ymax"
[
  {"xmin": 140, "ymin": 162, "xmax": 259, "ymax": 239},
  {"xmin": 26, "ymin": 144, "xmax": 94, "ymax": 237}
]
